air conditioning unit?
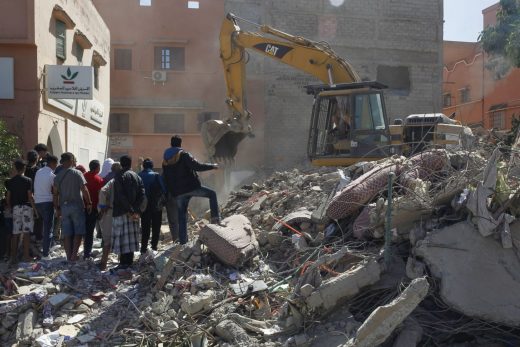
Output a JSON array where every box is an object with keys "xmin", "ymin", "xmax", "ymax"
[{"xmin": 152, "ymin": 70, "xmax": 167, "ymax": 82}]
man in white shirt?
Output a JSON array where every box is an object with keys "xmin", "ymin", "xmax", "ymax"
[{"xmin": 34, "ymin": 155, "xmax": 58, "ymax": 259}]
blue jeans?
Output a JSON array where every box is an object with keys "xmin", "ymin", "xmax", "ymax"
[
  {"xmin": 176, "ymin": 186, "xmax": 219, "ymax": 244},
  {"xmin": 61, "ymin": 202, "xmax": 86, "ymax": 237},
  {"xmin": 36, "ymin": 202, "xmax": 54, "ymax": 256}
]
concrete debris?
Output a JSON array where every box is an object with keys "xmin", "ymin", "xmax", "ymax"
[
  {"xmin": 180, "ymin": 290, "xmax": 215, "ymax": 315},
  {"xmin": 15, "ymin": 309, "xmax": 36, "ymax": 341},
  {"xmin": 416, "ymin": 222, "xmax": 520, "ymax": 325},
  {"xmin": 345, "ymin": 277, "xmax": 429, "ymax": 347},
  {"xmin": 306, "ymin": 259, "xmax": 381, "ymax": 311},
  {"xmin": 199, "ymin": 214, "xmax": 259, "ymax": 266},
  {"xmin": 215, "ymin": 319, "xmax": 254, "ymax": 345},
  {"xmin": 466, "ymin": 148, "xmax": 502, "ymax": 236},
  {"xmin": 1, "ymin": 143, "xmax": 520, "ymax": 346},
  {"xmin": 405, "ymin": 257, "xmax": 426, "ymax": 280}
]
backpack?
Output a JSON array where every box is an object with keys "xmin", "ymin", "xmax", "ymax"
[{"xmin": 148, "ymin": 174, "xmax": 166, "ymax": 211}]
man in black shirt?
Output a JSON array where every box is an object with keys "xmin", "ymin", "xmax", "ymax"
[
  {"xmin": 112, "ymin": 155, "xmax": 145, "ymax": 269},
  {"xmin": 25, "ymin": 150, "xmax": 42, "ymax": 241},
  {"xmin": 162, "ymin": 135, "xmax": 219, "ymax": 244},
  {"xmin": 6, "ymin": 159, "xmax": 37, "ymax": 263}
]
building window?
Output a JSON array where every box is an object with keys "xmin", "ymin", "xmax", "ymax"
[
  {"xmin": 56, "ymin": 20, "xmax": 67, "ymax": 61},
  {"xmin": 139, "ymin": 0, "xmax": 151, "ymax": 6},
  {"xmin": 459, "ymin": 87, "xmax": 470, "ymax": 103},
  {"xmin": 110, "ymin": 113, "xmax": 130, "ymax": 133},
  {"xmin": 74, "ymin": 42, "xmax": 84, "ymax": 63},
  {"xmin": 114, "ymin": 48, "xmax": 132, "ymax": 70},
  {"xmin": 154, "ymin": 114, "xmax": 185, "ymax": 133},
  {"xmin": 376, "ymin": 65, "xmax": 410, "ymax": 95},
  {"xmin": 491, "ymin": 110, "xmax": 505, "ymax": 130},
  {"xmin": 197, "ymin": 112, "xmax": 219, "ymax": 131},
  {"xmin": 93, "ymin": 64, "xmax": 100, "ymax": 90},
  {"xmin": 188, "ymin": 1, "xmax": 200, "ymax": 9},
  {"xmin": 443, "ymin": 93, "xmax": 451, "ymax": 107},
  {"xmin": 154, "ymin": 47, "xmax": 185, "ymax": 70}
]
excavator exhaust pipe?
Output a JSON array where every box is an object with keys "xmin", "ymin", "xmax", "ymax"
[{"xmin": 201, "ymin": 120, "xmax": 247, "ymax": 161}]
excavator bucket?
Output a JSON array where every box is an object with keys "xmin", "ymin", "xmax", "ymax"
[{"xmin": 201, "ymin": 119, "xmax": 247, "ymax": 160}]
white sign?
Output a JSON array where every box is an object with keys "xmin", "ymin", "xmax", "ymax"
[
  {"xmin": 77, "ymin": 99, "xmax": 104, "ymax": 126},
  {"xmin": 45, "ymin": 65, "xmax": 93, "ymax": 99}
]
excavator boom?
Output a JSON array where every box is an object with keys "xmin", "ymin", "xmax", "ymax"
[{"xmin": 201, "ymin": 13, "xmax": 361, "ymax": 160}]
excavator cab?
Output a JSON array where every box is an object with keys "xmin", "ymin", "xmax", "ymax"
[{"xmin": 307, "ymin": 81, "xmax": 392, "ymax": 166}]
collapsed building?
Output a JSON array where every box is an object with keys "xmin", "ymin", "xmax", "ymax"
[{"xmin": 1, "ymin": 132, "xmax": 520, "ymax": 346}]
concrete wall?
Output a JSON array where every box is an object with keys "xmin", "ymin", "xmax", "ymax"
[{"xmin": 224, "ymin": 0, "xmax": 444, "ymax": 169}]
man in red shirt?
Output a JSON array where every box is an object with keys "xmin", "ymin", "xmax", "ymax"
[{"xmin": 83, "ymin": 160, "xmax": 104, "ymax": 259}]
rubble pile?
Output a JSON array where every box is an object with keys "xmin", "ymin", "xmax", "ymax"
[{"xmin": 2, "ymin": 145, "xmax": 520, "ymax": 346}]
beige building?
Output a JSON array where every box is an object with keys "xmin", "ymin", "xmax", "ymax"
[{"xmin": 0, "ymin": 0, "xmax": 110, "ymax": 164}]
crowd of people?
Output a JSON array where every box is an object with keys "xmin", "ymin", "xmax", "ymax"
[{"xmin": 0, "ymin": 135, "xmax": 219, "ymax": 271}]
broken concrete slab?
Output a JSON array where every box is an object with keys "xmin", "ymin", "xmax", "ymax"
[
  {"xmin": 416, "ymin": 222, "xmax": 520, "ymax": 325},
  {"xmin": 306, "ymin": 259, "xmax": 381, "ymax": 311},
  {"xmin": 199, "ymin": 214, "xmax": 258, "ymax": 266},
  {"xmin": 48, "ymin": 293, "xmax": 71, "ymax": 307},
  {"xmin": 16, "ymin": 309, "xmax": 36, "ymax": 341},
  {"xmin": 345, "ymin": 277, "xmax": 429, "ymax": 347},
  {"xmin": 215, "ymin": 319, "xmax": 253, "ymax": 345},
  {"xmin": 67, "ymin": 314, "xmax": 86, "ymax": 324},
  {"xmin": 180, "ymin": 290, "xmax": 215, "ymax": 315}
]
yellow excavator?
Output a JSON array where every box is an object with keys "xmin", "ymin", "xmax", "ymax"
[{"xmin": 201, "ymin": 13, "xmax": 464, "ymax": 166}]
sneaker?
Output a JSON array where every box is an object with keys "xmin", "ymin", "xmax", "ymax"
[{"xmin": 41, "ymin": 256, "xmax": 52, "ymax": 261}]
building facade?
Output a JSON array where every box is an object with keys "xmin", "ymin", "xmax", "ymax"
[
  {"xmin": 0, "ymin": 0, "xmax": 110, "ymax": 163},
  {"xmin": 92, "ymin": 0, "xmax": 227, "ymax": 177},
  {"xmin": 442, "ymin": 3, "xmax": 520, "ymax": 131},
  {"xmin": 224, "ymin": 0, "xmax": 444, "ymax": 169}
]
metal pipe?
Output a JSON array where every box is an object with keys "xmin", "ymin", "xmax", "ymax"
[{"xmin": 384, "ymin": 172, "xmax": 395, "ymax": 265}]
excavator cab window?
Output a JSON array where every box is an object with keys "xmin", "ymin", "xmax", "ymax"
[
  {"xmin": 350, "ymin": 92, "xmax": 390, "ymax": 157},
  {"xmin": 308, "ymin": 86, "xmax": 392, "ymax": 165},
  {"xmin": 354, "ymin": 94, "xmax": 386, "ymax": 131}
]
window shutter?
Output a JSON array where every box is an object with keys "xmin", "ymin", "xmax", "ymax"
[
  {"xmin": 154, "ymin": 47, "xmax": 162, "ymax": 69},
  {"xmin": 172, "ymin": 47, "xmax": 185, "ymax": 70},
  {"xmin": 115, "ymin": 49, "xmax": 132, "ymax": 70},
  {"xmin": 56, "ymin": 20, "xmax": 66, "ymax": 60}
]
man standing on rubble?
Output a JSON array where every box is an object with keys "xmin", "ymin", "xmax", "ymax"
[
  {"xmin": 53, "ymin": 152, "xmax": 92, "ymax": 262},
  {"xmin": 34, "ymin": 155, "xmax": 58, "ymax": 259},
  {"xmin": 111, "ymin": 155, "xmax": 145, "ymax": 269},
  {"xmin": 162, "ymin": 135, "xmax": 220, "ymax": 244}
]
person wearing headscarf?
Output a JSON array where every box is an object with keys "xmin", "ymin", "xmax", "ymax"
[{"xmin": 99, "ymin": 158, "xmax": 114, "ymax": 180}]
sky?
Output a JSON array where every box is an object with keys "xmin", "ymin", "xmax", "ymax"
[{"xmin": 444, "ymin": 0, "xmax": 499, "ymax": 42}]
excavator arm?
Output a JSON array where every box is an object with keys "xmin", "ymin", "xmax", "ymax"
[{"xmin": 201, "ymin": 13, "xmax": 361, "ymax": 160}]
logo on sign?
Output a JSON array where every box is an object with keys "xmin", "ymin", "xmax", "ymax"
[{"xmin": 61, "ymin": 67, "xmax": 79, "ymax": 85}]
